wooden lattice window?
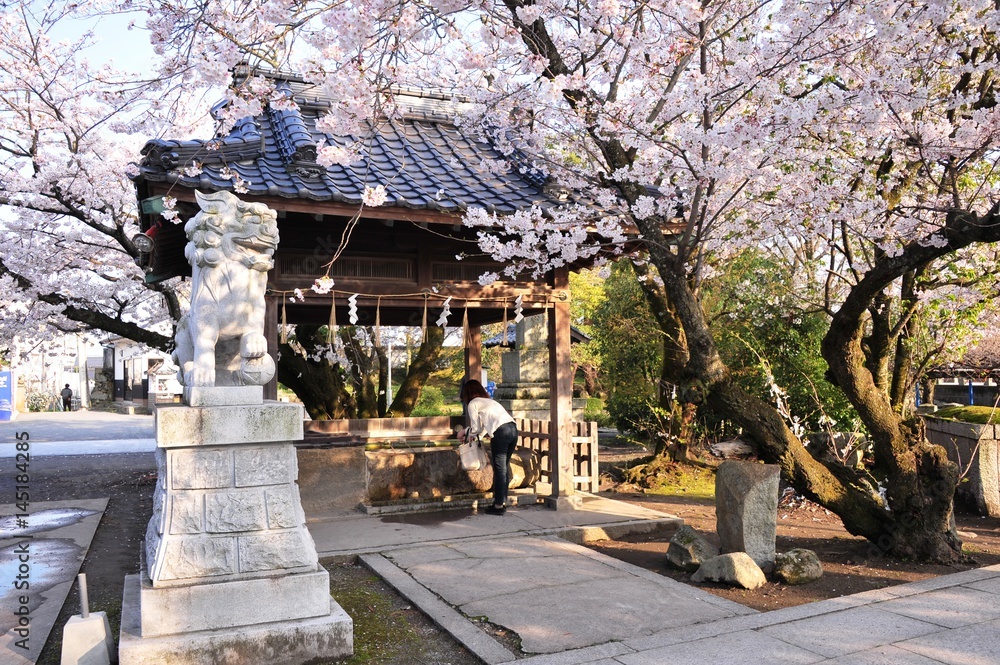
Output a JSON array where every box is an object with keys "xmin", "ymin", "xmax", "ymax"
[{"xmin": 277, "ymin": 254, "xmax": 416, "ymax": 281}]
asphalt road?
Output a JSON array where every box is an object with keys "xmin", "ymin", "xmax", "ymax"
[{"xmin": 0, "ymin": 411, "xmax": 155, "ymax": 457}]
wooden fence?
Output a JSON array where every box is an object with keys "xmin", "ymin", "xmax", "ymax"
[{"xmin": 515, "ymin": 418, "xmax": 600, "ymax": 493}]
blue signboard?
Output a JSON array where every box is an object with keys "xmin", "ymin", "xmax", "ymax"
[{"xmin": 0, "ymin": 371, "xmax": 12, "ymax": 421}]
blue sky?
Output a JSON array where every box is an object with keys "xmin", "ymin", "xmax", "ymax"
[{"xmin": 49, "ymin": 7, "xmax": 156, "ymax": 72}]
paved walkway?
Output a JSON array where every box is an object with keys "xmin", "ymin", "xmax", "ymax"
[
  {"xmin": 309, "ymin": 498, "xmax": 1000, "ymax": 665},
  {"xmin": 0, "ymin": 499, "xmax": 108, "ymax": 665}
]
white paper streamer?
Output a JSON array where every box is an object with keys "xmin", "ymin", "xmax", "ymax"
[
  {"xmin": 513, "ymin": 294, "xmax": 524, "ymax": 323},
  {"xmin": 436, "ymin": 296, "xmax": 452, "ymax": 327},
  {"xmin": 348, "ymin": 294, "xmax": 359, "ymax": 324}
]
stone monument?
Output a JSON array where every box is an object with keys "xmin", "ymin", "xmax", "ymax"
[
  {"xmin": 119, "ymin": 191, "xmax": 352, "ymax": 664},
  {"xmin": 494, "ymin": 314, "xmax": 586, "ymax": 420},
  {"xmin": 715, "ymin": 460, "xmax": 780, "ymax": 571}
]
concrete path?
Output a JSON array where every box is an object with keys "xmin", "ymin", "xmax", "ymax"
[
  {"xmin": 0, "ymin": 499, "xmax": 108, "ymax": 665},
  {"xmin": 309, "ymin": 499, "xmax": 1000, "ymax": 665}
]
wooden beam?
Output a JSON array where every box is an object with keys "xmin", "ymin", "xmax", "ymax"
[
  {"xmin": 464, "ymin": 325, "xmax": 482, "ymax": 384},
  {"xmin": 147, "ymin": 185, "xmax": 464, "ymax": 226},
  {"xmin": 264, "ymin": 295, "xmax": 278, "ymax": 401},
  {"xmin": 545, "ymin": 267, "xmax": 579, "ymax": 509}
]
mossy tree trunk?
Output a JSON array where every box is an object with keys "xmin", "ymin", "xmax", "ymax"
[
  {"xmin": 627, "ymin": 206, "xmax": 1000, "ymax": 562},
  {"xmin": 633, "ymin": 259, "xmax": 696, "ymax": 461}
]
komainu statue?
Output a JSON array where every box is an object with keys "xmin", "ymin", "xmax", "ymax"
[{"xmin": 173, "ymin": 190, "xmax": 279, "ymax": 387}]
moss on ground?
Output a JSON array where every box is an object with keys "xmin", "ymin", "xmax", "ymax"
[
  {"xmin": 321, "ymin": 566, "xmax": 422, "ymax": 664},
  {"xmin": 932, "ymin": 405, "xmax": 1000, "ymax": 424},
  {"xmin": 317, "ymin": 561, "xmax": 479, "ymax": 665},
  {"xmin": 622, "ymin": 457, "xmax": 717, "ymax": 499}
]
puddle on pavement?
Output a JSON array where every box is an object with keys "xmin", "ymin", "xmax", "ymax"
[
  {"xmin": 0, "ymin": 539, "xmax": 80, "ymax": 612},
  {"xmin": 0, "ymin": 508, "xmax": 99, "ymax": 539},
  {"xmin": 381, "ymin": 509, "xmax": 474, "ymax": 526}
]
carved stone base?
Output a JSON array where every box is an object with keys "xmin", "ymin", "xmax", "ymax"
[
  {"xmin": 146, "ymin": 402, "xmax": 317, "ymax": 587},
  {"xmin": 119, "ymin": 575, "xmax": 353, "ymax": 665},
  {"xmin": 544, "ymin": 494, "xmax": 584, "ymax": 511},
  {"xmin": 183, "ymin": 385, "xmax": 263, "ymax": 407}
]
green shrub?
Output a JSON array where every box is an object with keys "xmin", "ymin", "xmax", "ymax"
[
  {"xmin": 26, "ymin": 392, "xmax": 49, "ymax": 412},
  {"xmin": 606, "ymin": 386, "xmax": 655, "ymax": 433}
]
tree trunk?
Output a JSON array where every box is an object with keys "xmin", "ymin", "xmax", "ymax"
[
  {"xmin": 889, "ymin": 268, "xmax": 922, "ymax": 415},
  {"xmin": 387, "ymin": 325, "xmax": 444, "ymax": 416},
  {"xmin": 634, "ymin": 217, "xmax": 960, "ymax": 561},
  {"xmin": 343, "ymin": 328, "xmax": 379, "ymax": 418},
  {"xmin": 823, "ymin": 290, "xmax": 962, "ymax": 562},
  {"xmin": 277, "ymin": 326, "xmax": 356, "ymax": 420}
]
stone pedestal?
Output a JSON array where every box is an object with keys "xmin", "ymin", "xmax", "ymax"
[
  {"xmin": 495, "ymin": 315, "xmax": 587, "ymax": 420},
  {"xmin": 715, "ymin": 461, "xmax": 780, "ymax": 571},
  {"xmin": 120, "ymin": 398, "xmax": 352, "ymax": 664}
]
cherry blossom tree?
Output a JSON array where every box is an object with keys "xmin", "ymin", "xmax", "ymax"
[
  {"xmin": 107, "ymin": 0, "xmax": 1000, "ymax": 559},
  {"xmin": 0, "ymin": 1, "xmax": 186, "ymax": 358}
]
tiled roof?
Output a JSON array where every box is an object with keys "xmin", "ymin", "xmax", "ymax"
[
  {"xmin": 928, "ymin": 332, "xmax": 1000, "ymax": 377},
  {"xmin": 132, "ymin": 72, "xmax": 561, "ymax": 216}
]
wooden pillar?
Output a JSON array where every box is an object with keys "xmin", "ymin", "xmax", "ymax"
[
  {"xmin": 464, "ymin": 325, "xmax": 482, "ymax": 383},
  {"xmin": 546, "ymin": 267, "xmax": 579, "ymax": 510},
  {"xmin": 264, "ymin": 295, "xmax": 278, "ymax": 401}
]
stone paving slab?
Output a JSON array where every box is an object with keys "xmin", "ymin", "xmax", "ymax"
[
  {"xmin": 965, "ymin": 574, "xmax": 1000, "ymax": 594},
  {"xmin": 511, "ymin": 642, "xmax": 636, "ymax": 665},
  {"xmin": 308, "ymin": 495, "xmax": 678, "ymax": 559},
  {"xmin": 0, "ymin": 498, "xmax": 108, "ymax": 664},
  {"xmin": 894, "ymin": 617, "xmax": 1000, "ymax": 665},
  {"xmin": 307, "ymin": 493, "xmax": 1000, "ymax": 665},
  {"xmin": 396, "ymin": 544, "xmax": 623, "ymax": 608},
  {"xmin": 383, "ymin": 535, "xmax": 748, "ymax": 655},
  {"xmin": 616, "ymin": 628, "xmax": 826, "ymax": 665},
  {"xmin": 876, "ymin": 585, "xmax": 1000, "ymax": 628},
  {"xmin": 818, "ymin": 645, "xmax": 946, "ymax": 665},
  {"xmin": 757, "ymin": 606, "xmax": 943, "ymax": 659}
]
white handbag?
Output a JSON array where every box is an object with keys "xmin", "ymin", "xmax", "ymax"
[{"xmin": 459, "ymin": 435, "xmax": 489, "ymax": 471}]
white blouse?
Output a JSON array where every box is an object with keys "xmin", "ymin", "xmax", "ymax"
[{"xmin": 466, "ymin": 397, "xmax": 515, "ymax": 439}]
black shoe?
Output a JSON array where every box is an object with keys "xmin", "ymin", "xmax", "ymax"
[{"xmin": 484, "ymin": 504, "xmax": 506, "ymax": 516}]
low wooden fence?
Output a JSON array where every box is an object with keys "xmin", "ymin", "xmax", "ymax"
[{"xmin": 515, "ymin": 418, "xmax": 600, "ymax": 493}]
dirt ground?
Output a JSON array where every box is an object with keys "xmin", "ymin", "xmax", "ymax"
[
  {"xmin": 588, "ymin": 491, "xmax": 1000, "ymax": 612},
  {"xmin": 591, "ymin": 436, "xmax": 1000, "ymax": 612}
]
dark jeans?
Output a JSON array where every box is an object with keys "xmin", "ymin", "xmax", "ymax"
[{"xmin": 490, "ymin": 422, "xmax": 518, "ymax": 507}]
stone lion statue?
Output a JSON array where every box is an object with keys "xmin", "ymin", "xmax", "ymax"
[{"xmin": 173, "ymin": 190, "xmax": 279, "ymax": 387}]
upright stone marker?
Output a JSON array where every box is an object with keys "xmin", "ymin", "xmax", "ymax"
[
  {"xmin": 715, "ymin": 460, "xmax": 780, "ymax": 571},
  {"xmin": 119, "ymin": 192, "xmax": 352, "ymax": 664},
  {"xmin": 494, "ymin": 314, "xmax": 587, "ymax": 419}
]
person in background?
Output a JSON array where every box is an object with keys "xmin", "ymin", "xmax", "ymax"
[
  {"xmin": 61, "ymin": 384, "xmax": 73, "ymax": 412},
  {"xmin": 459, "ymin": 379, "xmax": 517, "ymax": 515}
]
